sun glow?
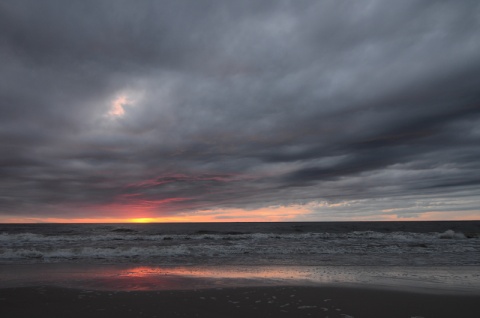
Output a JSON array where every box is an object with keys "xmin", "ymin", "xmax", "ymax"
[
  {"xmin": 130, "ymin": 218, "xmax": 156, "ymax": 223},
  {"xmin": 1, "ymin": 201, "xmax": 478, "ymax": 224}
]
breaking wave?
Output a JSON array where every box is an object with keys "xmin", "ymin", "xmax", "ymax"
[{"xmin": 1, "ymin": 229, "xmax": 478, "ymax": 265}]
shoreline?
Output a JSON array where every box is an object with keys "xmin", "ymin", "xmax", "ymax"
[
  {"xmin": 2, "ymin": 263, "xmax": 480, "ymax": 295},
  {"xmin": 2, "ymin": 285, "xmax": 480, "ymax": 318}
]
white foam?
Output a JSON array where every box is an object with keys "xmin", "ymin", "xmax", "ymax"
[
  {"xmin": 0, "ymin": 230, "xmax": 456, "ymax": 246},
  {"xmin": 439, "ymin": 230, "xmax": 466, "ymax": 239},
  {"xmin": 1, "ymin": 229, "xmax": 478, "ymax": 265},
  {"xmin": 0, "ymin": 245, "xmax": 192, "ymax": 260}
]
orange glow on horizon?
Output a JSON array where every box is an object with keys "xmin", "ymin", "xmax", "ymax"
[
  {"xmin": 130, "ymin": 218, "xmax": 157, "ymax": 223},
  {"xmin": 0, "ymin": 205, "xmax": 311, "ymax": 223},
  {"xmin": 1, "ymin": 205, "xmax": 478, "ymax": 224}
]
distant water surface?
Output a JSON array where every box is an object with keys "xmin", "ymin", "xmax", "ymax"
[{"xmin": 1, "ymin": 221, "xmax": 479, "ymax": 266}]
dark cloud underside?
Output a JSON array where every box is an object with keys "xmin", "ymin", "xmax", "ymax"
[{"xmin": 1, "ymin": 0, "xmax": 479, "ymax": 219}]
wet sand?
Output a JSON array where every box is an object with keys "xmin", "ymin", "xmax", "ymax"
[{"xmin": 1, "ymin": 285, "xmax": 479, "ymax": 318}]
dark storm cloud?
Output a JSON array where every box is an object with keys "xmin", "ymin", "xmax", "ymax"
[{"xmin": 1, "ymin": 0, "xmax": 479, "ymax": 219}]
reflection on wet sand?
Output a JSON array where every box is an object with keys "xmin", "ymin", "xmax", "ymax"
[
  {"xmin": 119, "ymin": 266, "xmax": 320, "ymax": 280},
  {"xmin": 78, "ymin": 266, "xmax": 325, "ymax": 291},
  {"xmin": 1, "ymin": 264, "xmax": 479, "ymax": 293}
]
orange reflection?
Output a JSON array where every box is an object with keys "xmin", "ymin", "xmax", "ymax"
[
  {"xmin": 117, "ymin": 265, "xmax": 320, "ymax": 282},
  {"xmin": 30, "ymin": 265, "xmax": 325, "ymax": 291},
  {"xmin": 0, "ymin": 264, "xmax": 329, "ymax": 291},
  {"xmin": 5, "ymin": 264, "xmax": 479, "ymax": 293}
]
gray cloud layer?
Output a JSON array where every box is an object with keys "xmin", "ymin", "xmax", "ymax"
[{"xmin": 1, "ymin": 0, "xmax": 479, "ymax": 219}]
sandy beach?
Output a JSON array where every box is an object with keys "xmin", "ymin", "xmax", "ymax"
[
  {"xmin": 2, "ymin": 263, "xmax": 480, "ymax": 318},
  {"xmin": 2, "ymin": 285, "xmax": 480, "ymax": 318}
]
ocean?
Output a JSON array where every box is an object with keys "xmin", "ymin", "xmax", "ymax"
[
  {"xmin": 1, "ymin": 221, "xmax": 480, "ymax": 292},
  {"xmin": 1, "ymin": 221, "xmax": 479, "ymax": 266}
]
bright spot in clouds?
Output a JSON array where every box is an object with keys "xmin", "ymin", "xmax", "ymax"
[{"xmin": 108, "ymin": 95, "xmax": 127, "ymax": 117}]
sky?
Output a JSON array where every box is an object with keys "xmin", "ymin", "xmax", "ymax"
[{"xmin": 1, "ymin": 0, "xmax": 480, "ymax": 223}]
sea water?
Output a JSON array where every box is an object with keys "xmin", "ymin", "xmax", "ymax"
[
  {"xmin": 1, "ymin": 221, "xmax": 479, "ymax": 266},
  {"xmin": 1, "ymin": 221, "xmax": 479, "ymax": 292}
]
